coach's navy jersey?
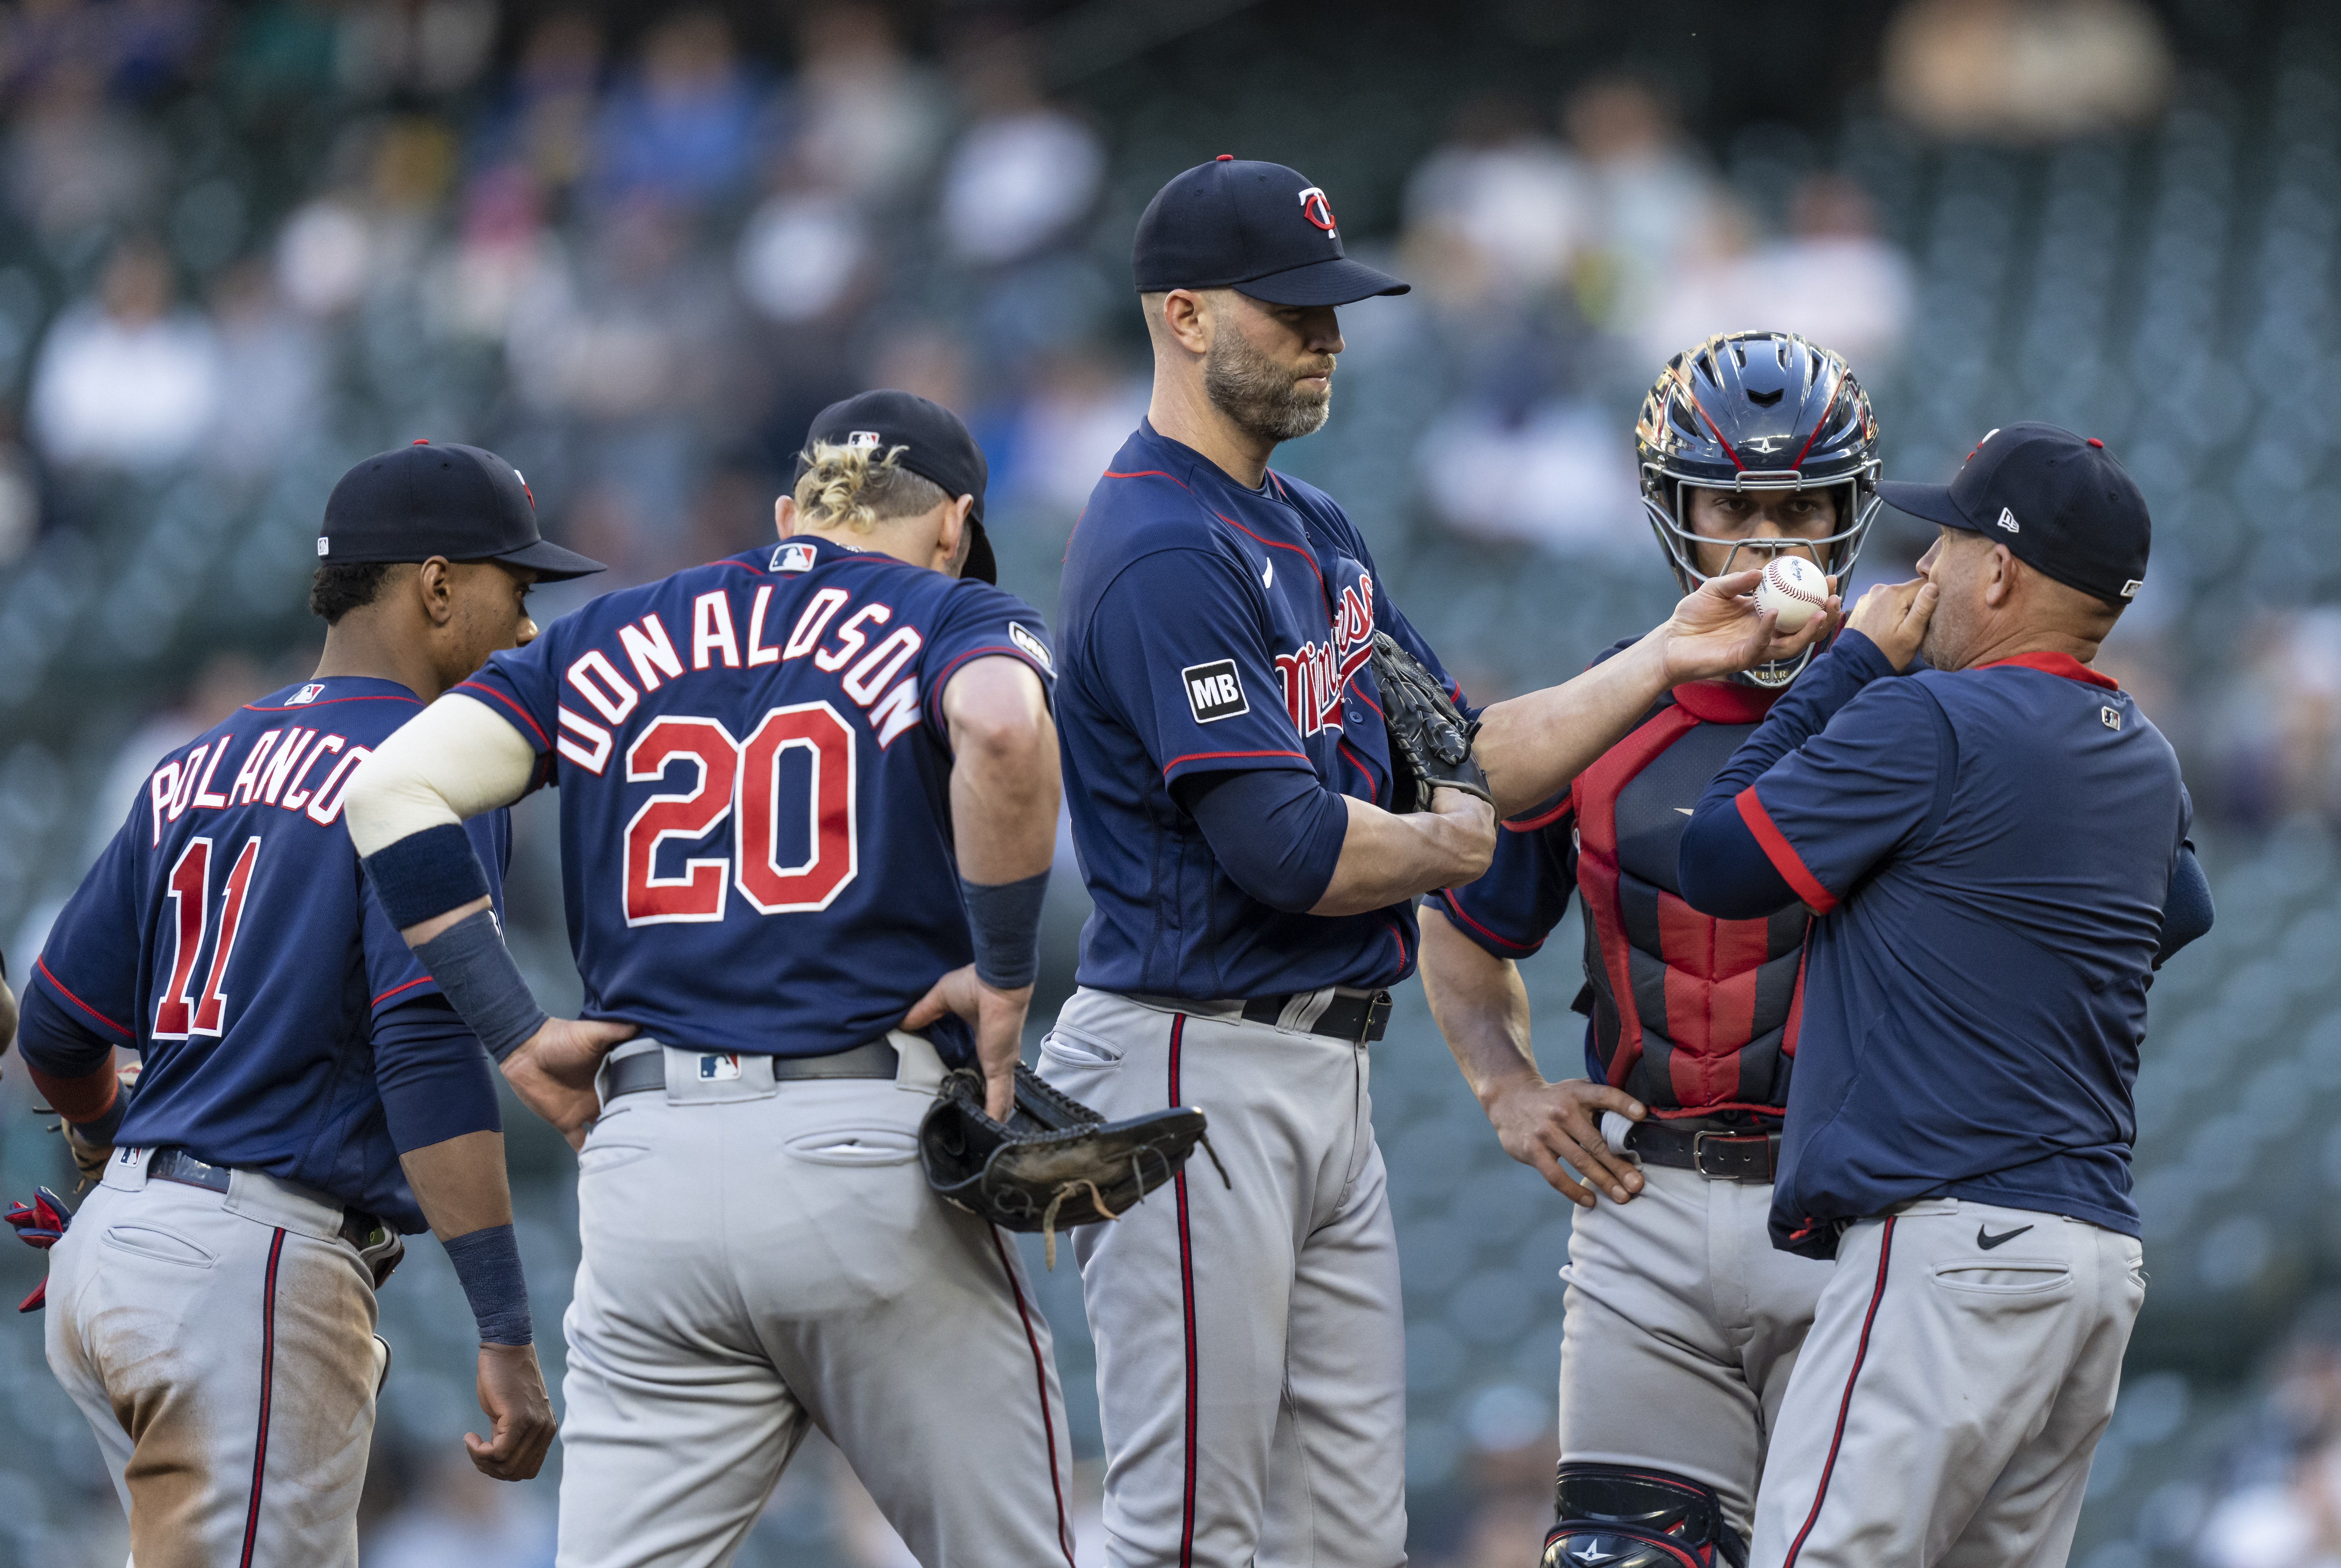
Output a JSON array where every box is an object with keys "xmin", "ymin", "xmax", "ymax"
[
  {"xmin": 1729, "ymin": 651, "xmax": 2188, "ymax": 1249},
  {"xmin": 1057, "ymin": 422, "xmax": 1473, "ymax": 1000},
  {"xmin": 28, "ymin": 678, "xmax": 510, "ymax": 1225},
  {"xmin": 461, "ymin": 538, "xmax": 1055, "ymax": 1062},
  {"xmin": 1435, "ymin": 669, "xmax": 1810, "ymax": 1114}
]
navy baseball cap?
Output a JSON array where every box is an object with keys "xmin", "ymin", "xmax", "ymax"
[
  {"xmin": 1133, "ymin": 156, "xmax": 1409, "ymax": 306},
  {"xmin": 795, "ymin": 389, "xmax": 997, "ymax": 584},
  {"xmin": 320, "ymin": 440, "xmax": 604, "ymax": 581},
  {"xmin": 1878, "ymin": 423, "xmax": 2150, "ymax": 608}
]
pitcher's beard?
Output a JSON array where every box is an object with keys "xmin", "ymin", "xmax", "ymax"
[{"xmin": 1205, "ymin": 331, "xmax": 1332, "ymax": 444}]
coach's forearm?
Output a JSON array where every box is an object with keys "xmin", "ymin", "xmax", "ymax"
[
  {"xmin": 400, "ymin": 1129, "xmax": 516, "ymax": 1243},
  {"xmin": 945, "ymin": 658, "xmax": 1060, "ymax": 884},
  {"xmin": 1473, "ymin": 635, "xmax": 1673, "ymax": 816},
  {"xmin": 1309, "ymin": 791, "xmax": 1494, "ymax": 916},
  {"xmin": 1418, "ymin": 908, "xmax": 1541, "ymax": 1102}
]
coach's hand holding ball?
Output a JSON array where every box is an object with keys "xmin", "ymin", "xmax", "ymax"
[
  {"xmin": 1845, "ymin": 575, "xmax": 1940, "ymax": 672},
  {"xmin": 1654, "ymin": 567, "xmax": 1841, "ymax": 686}
]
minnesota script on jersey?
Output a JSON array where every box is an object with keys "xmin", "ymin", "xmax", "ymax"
[
  {"xmin": 458, "ymin": 538, "xmax": 1056, "ymax": 1061},
  {"xmin": 29, "ymin": 677, "xmax": 509, "ymax": 1219}
]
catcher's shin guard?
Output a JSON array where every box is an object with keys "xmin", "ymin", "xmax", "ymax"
[{"xmin": 1541, "ymin": 1465, "xmax": 1745, "ymax": 1568}]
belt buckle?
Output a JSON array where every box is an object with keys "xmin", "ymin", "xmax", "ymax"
[
  {"xmin": 1692, "ymin": 1131, "xmax": 1771, "ymax": 1182},
  {"xmin": 1361, "ymin": 990, "xmax": 1392, "ymax": 1043}
]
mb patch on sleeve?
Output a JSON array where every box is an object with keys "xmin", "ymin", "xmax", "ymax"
[{"xmin": 1182, "ymin": 659, "xmax": 1248, "ymax": 723}]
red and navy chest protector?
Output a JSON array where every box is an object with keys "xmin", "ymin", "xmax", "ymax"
[{"xmin": 1434, "ymin": 665, "xmax": 1808, "ymax": 1118}]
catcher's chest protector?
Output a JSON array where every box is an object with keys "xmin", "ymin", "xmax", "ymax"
[{"xmin": 1571, "ymin": 696, "xmax": 1810, "ymax": 1116}]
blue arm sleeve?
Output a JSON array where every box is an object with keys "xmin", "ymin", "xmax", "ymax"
[
  {"xmin": 1178, "ymin": 767, "xmax": 1351, "ymax": 914},
  {"xmin": 1677, "ymin": 800, "xmax": 1801, "ymax": 919},
  {"xmin": 1703, "ymin": 630, "xmax": 1903, "ymax": 806},
  {"xmin": 2154, "ymin": 842, "xmax": 2213, "ymax": 969},
  {"xmin": 15, "ymin": 982, "xmax": 116, "ymax": 1078},
  {"xmin": 373, "ymin": 994, "xmax": 502, "ymax": 1154}
]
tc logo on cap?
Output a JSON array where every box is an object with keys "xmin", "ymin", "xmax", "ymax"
[{"xmin": 1297, "ymin": 186, "xmax": 1337, "ymax": 238}]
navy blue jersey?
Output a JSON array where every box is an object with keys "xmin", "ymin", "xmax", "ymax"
[
  {"xmin": 27, "ymin": 678, "xmax": 510, "ymax": 1226},
  {"xmin": 1057, "ymin": 422, "xmax": 1471, "ymax": 999},
  {"xmin": 1726, "ymin": 651, "xmax": 2188, "ymax": 1249},
  {"xmin": 460, "ymin": 538, "xmax": 1056, "ymax": 1062}
]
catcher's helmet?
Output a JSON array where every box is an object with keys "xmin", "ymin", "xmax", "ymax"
[{"xmin": 1634, "ymin": 331, "xmax": 1880, "ymax": 687}]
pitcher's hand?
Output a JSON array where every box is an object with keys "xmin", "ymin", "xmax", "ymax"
[
  {"xmin": 905, "ymin": 965, "xmax": 1031, "ymax": 1120},
  {"xmin": 466, "ymin": 1342, "xmax": 556, "ymax": 1481}
]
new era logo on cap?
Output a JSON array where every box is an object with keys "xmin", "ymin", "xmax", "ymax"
[
  {"xmin": 1997, "ymin": 507, "xmax": 2021, "ymax": 533},
  {"xmin": 1183, "ymin": 659, "xmax": 1248, "ymax": 723}
]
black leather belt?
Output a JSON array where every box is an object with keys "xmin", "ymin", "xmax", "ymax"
[
  {"xmin": 606, "ymin": 1038, "xmax": 902, "ymax": 1098},
  {"xmin": 148, "ymin": 1147, "xmax": 387, "ymax": 1251},
  {"xmin": 1238, "ymin": 989, "xmax": 1392, "ymax": 1044},
  {"xmin": 1626, "ymin": 1122, "xmax": 1781, "ymax": 1182}
]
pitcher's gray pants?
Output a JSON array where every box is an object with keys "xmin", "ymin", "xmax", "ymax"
[
  {"xmin": 1040, "ymin": 986, "xmax": 1407, "ymax": 1568},
  {"xmin": 556, "ymin": 1033, "xmax": 1078, "ymax": 1568},
  {"xmin": 1750, "ymin": 1198, "xmax": 2145, "ymax": 1568}
]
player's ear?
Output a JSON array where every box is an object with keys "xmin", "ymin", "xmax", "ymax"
[
  {"xmin": 416, "ymin": 557, "xmax": 456, "ymax": 627},
  {"xmin": 775, "ymin": 494, "xmax": 797, "ymax": 540},
  {"xmin": 935, "ymin": 495, "xmax": 973, "ymax": 576},
  {"xmin": 1159, "ymin": 289, "xmax": 1211, "ymax": 356},
  {"xmin": 1984, "ymin": 543, "xmax": 2018, "ymax": 608}
]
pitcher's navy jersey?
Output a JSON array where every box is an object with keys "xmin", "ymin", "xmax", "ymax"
[
  {"xmin": 459, "ymin": 538, "xmax": 1056, "ymax": 1063},
  {"xmin": 1719, "ymin": 651, "xmax": 2188, "ymax": 1251},
  {"xmin": 1057, "ymin": 422, "xmax": 1472, "ymax": 1000},
  {"xmin": 26, "ymin": 678, "xmax": 510, "ymax": 1225}
]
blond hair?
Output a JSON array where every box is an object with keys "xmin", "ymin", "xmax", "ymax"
[{"xmin": 791, "ymin": 440, "xmax": 949, "ymax": 533}]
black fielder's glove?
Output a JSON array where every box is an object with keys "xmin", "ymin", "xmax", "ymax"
[
  {"xmin": 1369, "ymin": 632, "xmax": 1490, "ymax": 814},
  {"xmin": 920, "ymin": 1065, "xmax": 1227, "ymax": 1268}
]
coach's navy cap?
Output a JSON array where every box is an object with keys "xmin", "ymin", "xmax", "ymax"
[
  {"xmin": 795, "ymin": 389, "xmax": 996, "ymax": 584},
  {"xmin": 319, "ymin": 440, "xmax": 604, "ymax": 581},
  {"xmin": 1878, "ymin": 423, "xmax": 2150, "ymax": 608},
  {"xmin": 1133, "ymin": 157, "xmax": 1409, "ymax": 306}
]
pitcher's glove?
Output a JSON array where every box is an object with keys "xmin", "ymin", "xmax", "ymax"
[
  {"xmin": 1369, "ymin": 632, "xmax": 1490, "ymax": 813},
  {"xmin": 920, "ymin": 1065, "xmax": 1227, "ymax": 1268},
  {"xmin": 6, "ymin": 1187, "xmax": 72, "ymax": 1312}
]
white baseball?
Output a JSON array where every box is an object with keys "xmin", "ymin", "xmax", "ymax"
[{"xmin": 1753, "ymin": 555, "xmax": 1828, "ymax": 632}]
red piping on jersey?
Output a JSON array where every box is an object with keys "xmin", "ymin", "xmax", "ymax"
[
  {"xmin": 923, "ymin": 646, "xmax": 1054, "ymax": 724},
  {"xmin": 1435, "ymin": 888, "xmax": 1537, "ymax": 954},
  {"xmin": 1160, "ymin": 748, "xmax": 1308, "ymax": 776},
  {"xmin": 1350, "ymin": 687, "xmax": 1385, "ymax": 720},
  {"xmin": 1971, "ymin": 650, "xmax": 2120, "ymax": 689},
  {"xmin": 988, "ymin": 1226, "xmax": 1078, "ymax": 1566},
  {"xmin": 239, "ymin": 1227, "xmax": 287, "ymax": 1568},
  {"xmin": 371, "ymin": 976, "xmax": 434, "ymax": 1008},
  {"xmin": 1782, "ymin": 1216, "xmax": 1895, "ymax": 1568},
  {"xmin": 242, "ymin": 694, "xmax": 420, "ymax": 713},
  {"xmin": 1209, "ymin": 509, "xmax": 1326, "ymax": 595},
  {"xmin": 1574, "ymin": 705, "xmax": 1701, "ymax": 1090},
  {"xmin": 1168, "ymin": 1012, "xmax": 1200, "ymax": 1568},
  {"xmin": 455, "ymin": 680, "xmax": 551, "ymax": 750},
  {"xmin": 1377, "ymin": 917, "xmax": 1409, "ymax": 969},
  {"xmin": 1734, "ymin": 786, "xmax": 1839, "ymax": 914},
  {"xmin": 34, "ymin": 957, "xmax": 130, "ymax": 1038}
]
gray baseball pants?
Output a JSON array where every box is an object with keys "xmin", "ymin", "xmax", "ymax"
[
  {"xmin": 1559, "ymin": 1134, "xmax": 1832, "ymax": 1542},
  {"xmin": 1038, "ymin": 986, "xmax": 1408, "ymax": 1568},
  {"xmin": 46, "ymin": 1147, "xmax": 380, "ymax": 1568},
  {"xmin": 1750, "ymin": 1198, "xmax": 2145, "ymax": 1568},
  {"xmin": 556, "ymin": 1032, "xmax": 1079, "ymax": 1568}
]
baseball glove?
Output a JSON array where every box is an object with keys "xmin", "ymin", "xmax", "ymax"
[
  {"xmin": 1369, "ymin": 632, "xmax": 1490, "ymax": 813},
  {"xmin": 920, "ymin": 1065, "xmax": 1226, "ymax": 1267}
]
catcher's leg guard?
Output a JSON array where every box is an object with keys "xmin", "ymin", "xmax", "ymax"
[{"xmin": 1542, "ymin": 1465, "xmax": 1746, "ymax": 1568}]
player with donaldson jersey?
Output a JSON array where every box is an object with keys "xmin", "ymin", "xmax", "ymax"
[
  {"xmin": 1676, "ymin": 425, "xmax": 2213, "ymax": 1567},
  {"xmin": 1043, "ymin": 160, "xmax": 1837, "ymax": 1568},
  {"xmin": 1419, "ymin": 333, "xmax": 1876, "ymax": 1568},
  {"xmin": 14, "ymin": 440, "xmax": 601, "ymax": 1568},
  {"xmin": 345, "ymin": 392, "xmax": 1083, "ymax": 1567}
]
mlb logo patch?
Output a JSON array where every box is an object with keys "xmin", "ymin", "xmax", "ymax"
[
  {"xmin": 2101, "ymin": 706, "xmax": 2121, "ymax": 730},
  {"xmin": 290, "ymin": 684, "xmax": 325, "ymax": 706},
  {"xmin": 773, "ymin": 542, "xmax": 818, "ymax": 574},
  {"xmin": 1009, "ymin": 622, "xmax": 1055, "ymax": 676},
  {"xmin": 699, "ymin": 1053, "xmax": 742, "ymax": 1081},
  {"xmin": 1182, "ymin": 659, "xmax": 1248, "ymax": 723},
  {"xmin": 846, "ymin": 430, "xmax": 881, "ymax": 451}
]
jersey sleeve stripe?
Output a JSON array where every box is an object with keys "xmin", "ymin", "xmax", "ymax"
[
  {"xmin": 1734, "ymin": 785, "xmax": 1839, "ymax": 914},
  {"xmin": 244, "ymin": 694, "xmax": 421, "ymax": 712},
  {"xmin": 924, "ymin": 645, "xmax": 1052, "ymax": 720},
  {"xmin": 454, "ymin": 681, "xmax": 552, "ymax": 751},
  {"xmin": 1503, "ymin": 796, "xmax": 1573, "ymax": 832},
  {"xmin": 1435, "ymin": 888, "xmax": 1540, "ymax": 954},
  {"xmin": 1159, "ymin": 748, "xmax": 1310, "ymax": 776},
  {"xmin": 371, "ymin": 975, "xmax": 435, "ymax": 1008},
  {"xmin": 33, "ymin": 957, "xmax": 131, "ymax": 1039}
]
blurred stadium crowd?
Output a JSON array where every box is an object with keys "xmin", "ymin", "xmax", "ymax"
[{"xmin": 0, "ymin": 0, "xmax": 2340, "ymax": 1564}]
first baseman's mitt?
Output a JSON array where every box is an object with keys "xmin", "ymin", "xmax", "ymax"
[
  {"xmin": 1370, "ymin": 632, "xmax": 1490, "ymax": 813},
  {"xmin": 920, "ymin": 1065, "xmax": 1225, "ymax": 1267}
]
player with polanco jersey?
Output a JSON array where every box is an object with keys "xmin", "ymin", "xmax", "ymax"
[{"xmin": 345, "ymin": 390, "xmax": 1083, "ymax": 1567}]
